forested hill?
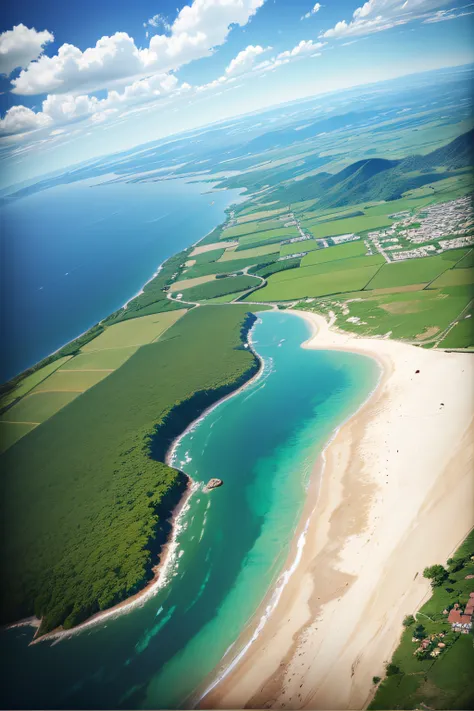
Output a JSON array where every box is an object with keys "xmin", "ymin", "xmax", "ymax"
[{"xmin": 268, "ymin": 128, "xmax": 474, "ymax": 208}]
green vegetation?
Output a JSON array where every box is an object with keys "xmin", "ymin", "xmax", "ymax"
[
  {"xmin": 438, "ymin": 316, "xmax": 474, "ymax": 349},
  {"xmin": 177, "ymin": 274, "xmax": 259, "ymax": 301},
  {"xmin": 219, "ymin": 243, "xmax": 280, "ymax": 261},
  {"xmin": 366, "ymin": 254, "xmax": 461, "ymax": 290},
  {"xmin": 297, "ymin": 286, "xmax": 472, "ymax": 344},
  {"xmin": 59, "ymin": 346, "xmax": 140, "ymax": 371},
  {"xmin": 1, "ymin": 391, "xmax": 80, "ymax": 426},
  {"xmin": 82, "ymin": 311, "xmax": 186, "ymax": 350},
  {"xmin": 190, "ymin": 248, "xmax": 225, "ymax": 264},
  {"xmin": 429, "ymin": 267, "xmax": 474, "ymax": 288},
  {"xmin": 0, "ymin": 305, "xmax": 261, "ymax": 634},
  {"xmin": 250, "ymin": 263, "xmax": 380, "ymax": 301},
  {"xmin": 370, "ymin": 529, "xmax": 474, "ymax": 710},
  {"xmin": 300, "ymin": 240, "xmax": 368, "ymax": 266},
  {"xmin": 250, "ymin": 258, "xmax": 301, "ymax": 279},
  {"xmin": 0, "ymin": 356, "xmax": 72, "ymax": 409},
  {"xmin": 304, "ymin": 213, "xmax": 394, "ymax": 240}
]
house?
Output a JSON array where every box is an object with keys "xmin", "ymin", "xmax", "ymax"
[{"xmin": 448, "ymin": 596, "xmax": 473, "ymax": 633}]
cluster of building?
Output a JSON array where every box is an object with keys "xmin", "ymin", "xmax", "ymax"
[
  {"xmin": 446, "ymin": 592, "xmax": 474, "ymax": 633},
  {"xmin": 413, "ymin": 632, "xmax": 447, "ymax": 658},
  {"xmin": 395, "ymin": 195, "xmax": 473, "ymax": 245},
  {"xmin": 367, "ymin": 195, "xmax": 474, "ymax": 262}
]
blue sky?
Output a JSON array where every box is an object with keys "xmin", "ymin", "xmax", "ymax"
[{"xmin": 1, "ymin": 0, "xmax": 473, "ymax": 184}]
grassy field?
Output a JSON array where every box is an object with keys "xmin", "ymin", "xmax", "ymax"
[
  {"xmin": 300, "ymin": 241, "xmax": 370, "ymax": 266},
  {"xmin": 169, "ymin": 275, "xmax": 216, "ymax": 292},
  {"xmin": 0, "ymin": 356, "xmax": 73, "ymax": 409},
  {"xmin": 429, "ymin": 267, "xmax": 474, "ymax": 288},
  {"xmin": 303, "ymin": 213, "xmax": 394, "ymax": 239},
  {"xmin": 0, "ymin": 305, "xmax": 261, "ymax": 634},
  {"xmin": 1, "ymin": 391, "xmax": 80, "ymax": 425},
  {"xmin": 236, "ymin": 226, "xmax": 299, "ymax": 247},
  {"xmin": 366, "ymin": 253, "xmax": 464, "ymax": 290},
  {"xmin": 220, "ymin": 218, "xmax": 288, "ymax": 240},
  {"xmin": 251, "ymin": 264, "xmax": 381, "ymax": 301},
  {"xmin": 0, "ymin": 422, "xmax": 37, "ymax": 454},
  {"xmin": 33, "ymin": 369, "xmax": 113, "ymax": 393},
  {"xmin": 296, "ymin": 285, "xmax": 472, "ymax": 344},
  {"xmin": 370, "ymin": 530, "xmax": 474, "ymax": 710},
  {"xmin": 177, "ymin": 275, "xmax": 259, "ymax": 301},
  {"xmin": 219, "ymin": 243, "xmax": 280, "ymax": 262},
  {"xmin": 59, "ymin": 346, "xmax": 140, "ymax": 370},
  {"xmin": 438, "ymin": 315, "xmax": 474, "ymax": 349},
  {"xmin": 83, "ymin": 311, "xmax": 186, "ymax": 349}
]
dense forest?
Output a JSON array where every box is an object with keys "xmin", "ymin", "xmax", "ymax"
[{"xmin": 0, "ymin": 305, "xmax": 261, "ymax": 634}]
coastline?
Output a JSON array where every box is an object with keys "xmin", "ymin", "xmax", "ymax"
[
  {"xmin": 10, "ymin": 307, "xmax": 265, "ymax": 645},
  {"xmin": 200, "ymin": 309, "xmax": 474, "ymax": 710}
]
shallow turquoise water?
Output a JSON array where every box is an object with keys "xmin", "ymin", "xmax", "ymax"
[{"xmin": 0, "ymin": 311, "xmax": 378, "ymax": 710}]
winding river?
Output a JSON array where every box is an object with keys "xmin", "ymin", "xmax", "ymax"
[{"xmin": 1, "ymin": 310, "xmax": 378, "ymax": 710}]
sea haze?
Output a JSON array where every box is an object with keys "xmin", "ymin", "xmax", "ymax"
[{"xmin": 0, "ymin": 176, "xmax": 240, "ymax": 381}]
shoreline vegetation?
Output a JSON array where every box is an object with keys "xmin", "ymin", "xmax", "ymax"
[{"xmin": 199, "ymin": 310, "xmax": 473, "ymax": 710}]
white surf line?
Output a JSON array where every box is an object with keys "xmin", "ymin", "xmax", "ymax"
[
  {"xmin": 194, "ymin": 310, "xmax": 384, "ymax": 704},
  {"xmin": 166, "ymin": 317, "xmax": 267, "ymax": 468}
]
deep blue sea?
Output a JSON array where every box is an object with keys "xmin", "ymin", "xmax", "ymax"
[{"xmin": 0, "ymin": 176, "xmax": 240, "ymax": 381}]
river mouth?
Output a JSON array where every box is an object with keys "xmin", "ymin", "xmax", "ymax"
[{"xmin": 0, "ymin": 310, "xmax": 378, "ymax": 711}]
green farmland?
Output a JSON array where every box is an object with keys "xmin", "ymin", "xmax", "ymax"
[
  {"xmin": 176, "ymin": 274, "xmax": 259, "ymax": 301},
  {"xmin": 251, "ymin": 264, "xmax": 380, "ymax": 301},
  {"xmin": 366, "ymin": 253, "xmax": 465, "ymax": 290},
  {"xmin": 303, "ymin": 213, "xmax": 394, "ymax": 240},
  {"xmin": 0, "ymin": 305, "xmax": 261, "ymax": 634},
  {"xmin": 300, "ymin": 240, "xmax": 368, "ymax": 266}
]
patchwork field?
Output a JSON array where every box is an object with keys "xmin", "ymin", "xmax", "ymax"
[
  {"xmin": 1, "ymin": 391, "xmax": 80, "ymax": 426},
  {"xmin": 366, "ymin": 253, "xmax": 465, "ymax": 290},
  {"xmin": 190, "ymin": 240, "xmax": 237, "ymax": 256},
  {"xmin": 177, "ymin": 275, "xmax": 259, "ymax": 301},
  {"xmin": 33, "ymin": 369, "xmax": 113, "ymax": 393},
  {"xmin": 218, "ymin": 243, "xmax": 280, "ymax": 262},
  {"xmin": 303, "ymin": 213, "xmax": 394, "ymax": 239},
  {"xmin": 300, "ymin": 240, "xmax": 369, "ymax": 266},
  {"xmin": 82, "ymin": 310, "xmax": 187, "ymax": 347},
  {"xmin": 251, "ymin": 264, "xmax": 381, "ymax": 301},
  {"xmin": 0, "ymin": 356, "xmax": 73, "ymax": 409},
  {"xmin": 59, "ymin": 346, "xmax": 139, "ymax": 370}
]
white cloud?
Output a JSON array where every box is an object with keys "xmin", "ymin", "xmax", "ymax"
[
  {"xmin": 423, "ymin": 5, "xmax": 474, "ymax": 22},
  {"xmin": 276, "ymin": 39, "xmax": 325, "ymax": 60},
  {"xmin": 145, "ymin": 14, "xmax": 172, "ymax": 31},
  {"xmin": 11, "ymin": 0, "xmax": 266, "ymax": 96},
  {"xmin": 0, "ymin": 24, "xmax": 54, "ymax": 76},
  {"xmin": 0, "ymin": 104, "xmax": 52, "ymax": 135},
  {"xmin": 0, "ymin": 72, "xmax": 190, "ymax": 137},
  {"xmin": 320, "ymin": 0, "xmax": 452, "ymax": 39},
  {"xmin": 225, "ymin": 44, "xmax": 269, "ymax": 77},
  {"xmin": 301, "ymin": 3, "xmax": 322, "ymax": 20}
]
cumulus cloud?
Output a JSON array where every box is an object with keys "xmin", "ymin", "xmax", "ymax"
[
  {"xmin": 276, "ymin": 39, "xmax": 325, "ymax": 59},
  {"xmin": 11, "ymin": 0, "xmax": 266, "ymax": 96},
  {"xmin": 0, "ymin": 71, "xmax": 191, "ymax": 137},
  {"xmin": 320, "ymin": 0, "xmax": 452, "ymax": 39},
  {"xmin": 301, "ymin": 3, "xmax": 322, "ymax": 20},
  {"xmin": 225, "ymin": 44, "xmax": 269, "ymax": 77},
  {"xmin": 0, "ymin": 24, "xmax": 54, "ymax": 76}
]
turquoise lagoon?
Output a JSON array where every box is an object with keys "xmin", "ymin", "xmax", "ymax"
[{"xmin": 1, "ymin": 310, "xmax": 378, "ymax": 709}]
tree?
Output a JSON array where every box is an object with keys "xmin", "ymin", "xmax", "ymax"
[
  {"xmin": 413, "ymin": 624, "xmax": 426, "ymax": 640},
  {"xmin": 372, "ymin": 676, "xmax": 381, "ymax": 685},
  {"xmin": 423, "ymin": 564, "xmax": 448, "ymax": 587},
  {"xmin": 403, "ymin": 615, "xmax": 415, "ymax": 627},
  {"xmin": 386, "ymin": 663, "xmax": 401, "ymax": 676}
]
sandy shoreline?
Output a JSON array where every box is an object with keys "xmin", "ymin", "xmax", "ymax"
[{"xmin": 200, "ymin": 309, "xmax": 474, "ymax": 710}]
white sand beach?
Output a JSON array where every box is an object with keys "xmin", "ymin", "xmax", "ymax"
[{"xmin": 200, "ymin": 309, "xmax": 474, "ymax": 710}]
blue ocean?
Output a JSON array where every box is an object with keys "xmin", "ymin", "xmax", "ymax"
[{"xmin": 0, "ymin": 176, "xmax": 240, "ymax": 381}]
